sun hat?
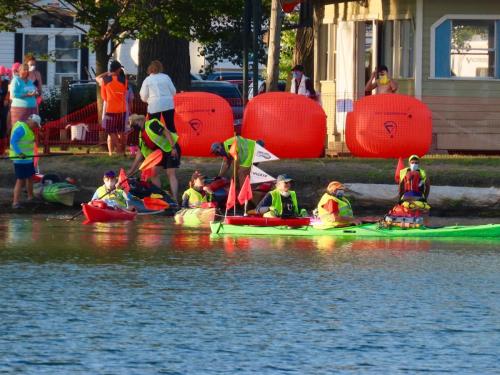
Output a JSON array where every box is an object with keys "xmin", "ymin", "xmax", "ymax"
[
  {"xmin": 27, "ymin": 114, "xmax": 42, "ymax": 127},
  {"xmin": 327, "ymin": 181, "xmax": 345, "ymax": 193},
  {"xmin": 276, "ymin": 174, "xmax": 293, "ymax": 183},
  {"xmin": 408, "ymin": 154, "xmax": 420, "ymax": 162}
]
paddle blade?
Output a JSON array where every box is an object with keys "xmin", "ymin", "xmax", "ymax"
[
  {"xmin": 118, "ymin": 168, "xmax": 130, "ymax": 192},
  {"xmin": 237, "ymin": 175, "xmax": 252, "ymax": 205},
  {"xmin": 395, "ymin": 157, "xmax": 405, "ymax": 184},
  {"xmin": 226, "ymin": 178, "xmax": 236, "ymax": 210},
  {"xmin": 143, "ymin": 197, "xmax": 169, "ymax": 211},
  {"xmin": 140, "ymin": 149, "xmax": 163, "ymax": 171}
]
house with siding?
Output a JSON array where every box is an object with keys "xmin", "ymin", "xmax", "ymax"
[{"xmin": 314, "ymin": 0, "xmax": 500, "ymax": 154}]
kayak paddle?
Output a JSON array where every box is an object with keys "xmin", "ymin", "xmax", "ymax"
[
  {"xmin": 142, "ymin": 197, "xmax": 170, "ymax": 211},
  {"xmin": 68, "ymin": 149, "xmax": 163, "ymax": 221}
]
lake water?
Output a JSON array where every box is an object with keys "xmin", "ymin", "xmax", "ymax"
[{"xmin": 0, "ymin": 215, "xmax": 499, "ymax": 374}]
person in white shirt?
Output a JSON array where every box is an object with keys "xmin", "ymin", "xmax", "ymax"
[
  {"xmin": 139, "ymin": 60, "xmax": 180, "ymax": 202},
  {"xmin": 139, "ymin": 60, "xmax": 177, "ymax": 134}
]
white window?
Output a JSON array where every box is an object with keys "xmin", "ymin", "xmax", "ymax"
[
  {"xmin": 380, "ymin": 19, "xmax": 414, "ymax": 79},
  {"xmin": 432, "ymin": 16, "xmax": 500, "ymax": 79},
  {"xmin": 450, "ymin": 20, "xmax": 495, "ymax": 78},
  {"xmin": 24, "ymin": 33, "xmax": 80, "ymax": 86},
  {"xmin": 54, "ymin": 35, "xmax": 79, "ymax": 85}
]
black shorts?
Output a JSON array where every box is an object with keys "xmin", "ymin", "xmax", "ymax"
[
  {"xmin": 13, "ymin": 162, "xmax": 35, "ymax": 179},
  {"xmin": 103, "ymin": 112, "xmax": 126, "ymax": 134},
  {"xmin": 149, "ymin": 109, "xmax": 176, "ymax": 133},
  {"xmin": 159, "ymin": 143, "xmax": 181, "ymax": 169}
]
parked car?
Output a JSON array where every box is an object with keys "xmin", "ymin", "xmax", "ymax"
[{"xmin": 187, "ymin": 80, "xmax": 244, "ymax": 126}]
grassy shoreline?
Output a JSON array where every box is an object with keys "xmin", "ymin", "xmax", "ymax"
[{"xmin": 1, "ymin": 153, "xmax": 499, "ymax": 215}]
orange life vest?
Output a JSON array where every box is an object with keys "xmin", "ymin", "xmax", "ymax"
[{"xmin": 403, "ymin": 170, "xmax": 422, "ymax": 193}]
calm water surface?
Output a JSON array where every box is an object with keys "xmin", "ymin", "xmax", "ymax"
[{"xmin": 0, "ymin": 215, "xmax": 499, "ymax": 374}]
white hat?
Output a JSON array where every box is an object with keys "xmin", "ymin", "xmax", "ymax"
[{"xmin": 27, "ymin": 114, "xmax": 42, "ymax": 127}]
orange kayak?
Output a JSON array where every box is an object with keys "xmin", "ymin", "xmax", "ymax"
[{"xmin": 82, "ymin": 203, "xmax": 137, "ymax": 223}]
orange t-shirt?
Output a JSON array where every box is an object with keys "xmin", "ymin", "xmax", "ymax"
[{"xmin": 101, "ymin": 74, "xmax": 127, "ymax": 113}]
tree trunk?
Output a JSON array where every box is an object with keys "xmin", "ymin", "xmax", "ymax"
[
  {"xmin": 293, "ymin": 25, "xmax": 314, "ymax": 80},
  {"xmin": 266, "ymin": 0, "xmax": 282, "ymax": 92},
  {"xmin": 94, "ymin": 40, "xmax": 109, "ymax": 124},
  {"xmin": 138, "ymin": 32, "xmax": 191, "ymax": 91}
]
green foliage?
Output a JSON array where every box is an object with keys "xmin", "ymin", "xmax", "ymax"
[{"xmin": 279, "ymin": 13, "xmax": 298, "ymax": 80}]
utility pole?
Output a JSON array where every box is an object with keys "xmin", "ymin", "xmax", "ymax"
[
  {"xmin": 242, "ymin": 0, "xmax": 252, "ymax": 106},
  {"xmin": 266, "ymin": 0, "xmax": 282, "ymax": 92},
  {"xmin": 252, "ymin": 0, "xmax": 261, "ymax": 98}
]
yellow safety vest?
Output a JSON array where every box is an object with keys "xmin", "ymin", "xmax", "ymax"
[
  {"xmin": 270, "ymin": 189, "xmax": 299, "ymax": 216},
  {"xmin": 139, "ymin": 118, "xmax": 179, "ymax": 157},
  {"xmin": 182, "ymin": 187, "xmax": 211, "ymax": 208},
  {"xmin": 223, "ymin": 136, "xmax": 256, "ymax": 168},
  {"xmin": 317, "ymin": 193, "xmax": 353, "ymax": 226},
  {"xmin": 9, "ymin": 121, "xmax": 35, "ymax": 161},
  {"xmin": 95, "ymin": 185, "xmax": 127, "ymax": 208}
]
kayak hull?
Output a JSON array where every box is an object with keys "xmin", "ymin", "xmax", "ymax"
[
  {"xmin": 210, "ymin": 222, "xmax": 500, "ymax": 238},
  {"xmin": 224, "ymin": 216, "xmax": 310, "ymax": 227},
  {"xmin": 82, "ymin": 203, "xmax": 137, "ymax": 223}
]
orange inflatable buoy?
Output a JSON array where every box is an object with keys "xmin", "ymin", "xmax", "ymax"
[
  {"xmin": 174, "ymin": 92, "xmax": 235, "ymax": 157},
  {"xmin": 242, "ymin": 92, "xmax": 326, "ymax": 158},
  {"xmin": 346, "ymin": 94, "xmax": 432, "ymax": 158}
]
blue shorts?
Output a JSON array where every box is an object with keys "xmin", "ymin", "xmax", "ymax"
[{"xmin": 13, "ymin": 162, "xmax": 35, "ymax": 179}]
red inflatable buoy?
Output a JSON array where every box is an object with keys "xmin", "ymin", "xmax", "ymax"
[
  {"xmin": 346, "ymin": 94, "xmax": 432, "ymax": 158},
  {"xmin": 242, "ymin": 92, "xmax": 326, "ymax": 158},
  {"xmin": 174, "ymin": 92, "xmax": 235, "ymax": 157}
]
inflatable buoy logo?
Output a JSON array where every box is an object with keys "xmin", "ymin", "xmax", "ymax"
[
  {"xmin": 384, "ymin": 121, "xmax": 397, "ymax": 138},
  {"xmin": 189, "ymin": 119, "xmax": 202, "ymax": 135}
]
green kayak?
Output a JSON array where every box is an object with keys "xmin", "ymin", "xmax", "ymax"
[
  {"xmin": 210, "ymin": 222, "xmax": 500, "ymax": 239},
  {"xmin": 41, "ymin": 182, "xmax": 79, "ymax": 206}
]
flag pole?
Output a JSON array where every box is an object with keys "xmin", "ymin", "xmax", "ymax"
[
  {"xmin": 233, "ymin": 133, "xmax": 237, "ymax": 216},
  {"xmin": 244, "ymin": 200, "xmax": 248, "ymax": 216}
]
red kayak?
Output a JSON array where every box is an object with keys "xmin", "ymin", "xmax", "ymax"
[
  {"xmin": 82, "ymin": 202, "xmax": 137, "ymax": 223},
  {"xmin": 224, "ymin": 216, "xmax": 310, "ymax": 227}
]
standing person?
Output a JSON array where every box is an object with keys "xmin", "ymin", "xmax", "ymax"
[
  {"xmin": 24, "ymin": 54, "xmax": 43, "ymax": 107},
  {"xmin": 140, "ymin": 60, "xmax": 177, "ymax": 130},
  {"xmin": 0, "ymin": 66, "xmax": 10, "ymax": 155},
  {"xmin": 365, "ymin": 65, "xmax": 398, "ymax": 94},
  {"xmin": 96, "ymin": 61, "xmax": 128, "ymax": 156},
  {"xmin": 10, "ymin": 114, "xmax": 41, "ymax": 209},
  {"xmin": 127, "ymin": 114, "xmax": 181, "ymax": 202},
  {"xmin": 290, "ymin": 64, "xmax": 317, "ymax": 100},
  {"xmin": 210, "ymin": 136, "xmax": 262, "ymax": 188},
  {"xmin": 9, "ymin": 63, "xmax": 38, "ymax": 130}
]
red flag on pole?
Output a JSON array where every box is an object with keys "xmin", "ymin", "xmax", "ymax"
[
  {"xmin": 394, "ymin": 157, "xmax": 405, "ymax": 184},
  {"xmin": 226, "ymin": 178, "xmax": 236, "ymax": 211},
  {"xmin": 238, "ymin": 175, "xmax": 253, "ymax": 205},
  {"xmin": 118, "ymin": 168, "xmax": 130, "ymax": 192},
  {"xmin": 229, "ymin": 138, "xmax": 238, "ymax": 160}
]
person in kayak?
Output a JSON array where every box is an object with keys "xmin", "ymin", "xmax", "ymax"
[
  {"xmin": 316, "ymin": 181, "xmax": 360, "ymax": 227},
  {"xmin": 91, "ymin": 170, "xmax": 129, "ymax": 209},
  {"xmin": 399, "ymin": 155, "xmax": 430, "ymax": 203},
  {"xmin": 255, "ymin": 174, "xmax": 304, "ymax": 218},
  {"xmin": 210, "ymin": 136, "xmax": 263, "ymax": 188},
  {"xmin": 181, "ymin": 171, "xmax": 214, "ymax": 209},
  {"xmin": 127, "ymin": 114, "xmax": 180, "ymax": 202}
]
